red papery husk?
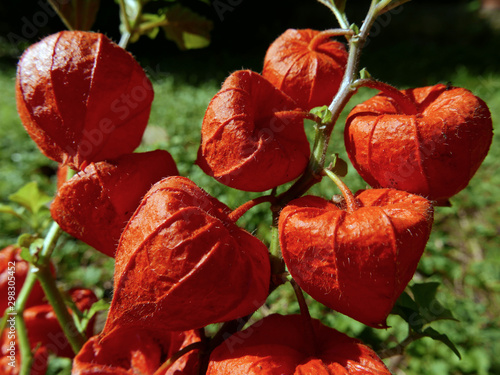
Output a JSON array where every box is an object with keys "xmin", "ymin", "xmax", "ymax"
[
  {"xmin": 102, "ymin": 176, "xmax": 270, "ymax": 336},
  {"xmin": 279, "ymin": 189, "xmax": 434, "ymax": 328},
  {"xmin": 72, "ymin": 328, "xmax": 201, "ymax": 375},
  {"xmin": 50, "ymin": 150, "xmax": 179, "ymax": 257},
  {"xmin": 0, "ymin": 288, "xmax": 97, "ymax": 375},
  {"xmin": 16, "ymin": 31, "xmax": 154, "ymax": 170},
  {"xmin": 0, "ymin": 246, "xmax": 54, "ymax": 312},
  {"xmin": 0, "ymin": 333, "xmax": 49, "ymax": 375},
  {"xmin": 345, "ymin": 84, "xmax": 493, "ymax": 203},
  {"xmin": 263, "ymin": 29, "xmax": 348, "ymax": 110},
  {"xmin": 23, "ymin": 288, "xmax": 98, "ymax": 359},
  {"xmin": 207, "ymin": 314, "xmax": 391, "ymax": 374},
  {"xmin": 196, "ymin": 70, "xmax": 310, "ymax": 192}
]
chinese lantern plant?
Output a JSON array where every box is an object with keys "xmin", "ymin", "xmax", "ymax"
[
  {"xmin": 4, "ymin": 0, "xmax": 494, "ymax": 374},
  {"xmin": 102, "ymin": 176, "xmax": 271, "ymax": 335},
  {"xmin": 207, "ymin": 314, "xmax": 392, "ymax": 374},
  {"xmin": 279, "ymin": 170, "xmax": 434, "ymax": 328},
  {"xmin": 344, "ymin": 80, "xmax": 493, "ymax": 205},
  {"xmin": 50, "ymin": 150, "xmax": 179, "ymax": 257},
  {"xmin": 263, "ymin": 28, "xmax": 349, "ymax": 110},
  {"xmin": 15, "ymin": 30, "xmax": 154, "ymax": 171}
]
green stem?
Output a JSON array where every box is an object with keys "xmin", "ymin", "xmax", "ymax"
[
  {"xmin": 377, "ymin": 331, "xmax": 422, "ymax": 359},
  {"xmin": 375, "ymin": 0, "xmax": 395, "ymax": 13},
  {"xmin": 36, "ymin": 222, "xmax": 86, "ymax": 353},
  {"xmin": 316, "ymin": 0, "xmax": 350, "ymax": 29},
  {"xmin": 118, "ymin": 0, "xmax": 132, "ymax": 33},
  {"xmin": 33, "ymin": 265, "xmax": 86, "ymax": 354},
  {"xmin": 10, "ymin": 272, "xmax": 38, "ymax": 375},
  {"xmin": 14, "ymin": 263, "xmax": 40, "ymax": 374},
  {"xmin": 38, "ymin": 220, "xmax": 62, "ymax": 262},
  {"xmin": 276, "ymin": 2, "xmax": 391, "ymax": 208},
  {"xmin": 18, "ymin": 316, "xmax": 33, "ymax": 375},
  {"xmin": 119, "ymin": 32, "xmax": 131, "ymax": 50},
  {"xmin": 117, "ymin": 0, "xmax": 143, "ymax": 49}
]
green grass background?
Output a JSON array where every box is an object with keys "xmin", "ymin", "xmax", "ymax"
[{"xmin": 0, "ymin": 1, "xmax": 499, "ymax": 374}]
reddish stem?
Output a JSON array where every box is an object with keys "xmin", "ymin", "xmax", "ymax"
[
  {"xmin": 229, "ymin": 195, "xmax": 276, "ymax": 223},
  {"xmin": 290, "ymin": 278, "xmax": 318, "ymax": 356},
  {"xmin": 153, "ymin": 342, "xmax": 205, "ymax": 375},
  {"xmin": 324, "ymin": 170, "xmax": 359, "ymax": 213},
  {"xmin": 309, "ymin": 28, "xmax": 354, "ymax": 51},
  {"xmin": 274, "ymin": 110, "xmax": 321, "ymax": 124},
  {"xmin": 355, "ymin": 79, "xmax": 419, "ymax": 115}
]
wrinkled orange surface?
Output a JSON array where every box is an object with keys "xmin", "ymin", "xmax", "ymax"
[
  {"xmin": 345, "ymin": 84, "xmax": 493, "ymax": 202},
  {"xmin": 16, "ymin": 31, "xmax": 154, "ymax": 170},
  {"xmin": 73, "ymin": 328, "xmax": 201, "ymax": 375},
  {"xmin": 197, "ymin": 70, "xmax": 310, "ymax": 192},
  {"xmin": 51, "ymin": 150, "xmax": 178, "ymax": 257},
  {"xmin": 207, "ymin": 314, "xmax": 391, "ymax": 374},
  {"xmin": 103, "ymin": 176, "xmax": 271, "ymax": 335},
  {"xmin": 279, "ymin": 189, "xmax": 433, "ymax": 328},
  {"xmin": 263, "ymin": 29, "xmax": 348, "ymax": 110}
]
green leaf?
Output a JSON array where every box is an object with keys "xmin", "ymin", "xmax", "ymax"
[
  {"xmin": 359, "ymin": 68, "xmax": 372, "ymax": 80},
  {"xmin": 19, "ymin": 245, "xmax": 33, "ymax": 263},
  {"xmin": 392, "ymin": 282, "xmax": 458, "ymax": 329},
  {"xmin": 0, "ymin": 204, "xmax": 24, "ymax": 220},
  {"xmin": 161, "ymin": 4, "xmax": 213, "ymax": 50},
  {"xmin": 140, "ymin": 12, "xmax": 164, "ymax": 39},
  {"xmin": 17, "ymin": 234, "xmax": 44, "ymax": 263},
  {"xmin": 79, "ymin": 299, "xmax": 110, "ymax": 332},
  {"xmin": 391, "ymin": 282, "xmax": 460, "ymax": 359},
  {"xmin": 86, "ymin": 299, "xmax": 110, "ymax": 319},
  {"xmin": 310, "ymin": 105, "xmax": 333, "ymax": 124},
  {"xmin": 410, "ymin": 282, "xmax": 458, "ymax": 324},
  {"xmin": 422, "ymin": 327, "xmax": 462, "ymax": 359},
  {"xmin": 410, "ymin": 281, "xmax": 439, "ymax": 306},
  {"xmin": 29, "ymin": 238, "xmax": 45, "ymax": 257},
  {"xmin": 8, "ymin": 182, "xmax": 52, "ymax": 215},
  {"xmin": 330, "ymin": 154, "xmax": 348, "ymax": 178},
  {"xmin": 391, "ymin": 290, "xmax": 424, "ymax": 330}
]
